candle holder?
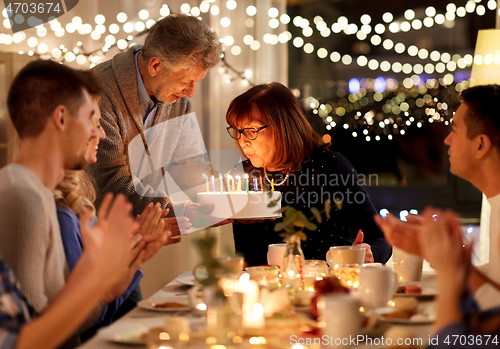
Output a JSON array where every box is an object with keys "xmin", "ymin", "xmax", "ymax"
[
  {"xmin": 206, "ymin": 294, "xmax": 242, "ymax": 345},
  {"xmin": 331, "ymin": 264, "xmax": 361, "ymax": 288},
  {"xmin": 245, "ymin": 266, "xmax": 280, "ymax": 287},
  {"xmin": 303, "ymin": 260, "xmax": 329, "ymax": 292}
]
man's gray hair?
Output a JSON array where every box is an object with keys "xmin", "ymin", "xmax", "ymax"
[{"xmin": 142, "ymin": 14, "xmax": 222, "ymax": 72}]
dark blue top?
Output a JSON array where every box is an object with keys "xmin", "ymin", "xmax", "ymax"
[
  {"xmin": 57, "ymin": 205, "xmax": 142, "ymax": 340},
  {"xmin": 430, "ymin": 292, "xmax": 500, "ymax": 349},
  {"xmin": 232, "ymin": 149, "xmax": 392, "ymax": 266}
]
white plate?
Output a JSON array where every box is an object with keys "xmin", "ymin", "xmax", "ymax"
[
  {"xmin": 99, "ymin": 318, "xmax": 164, "ymax": 344},
  {"xmin": 378, "ymin": 303, "xmax": 436, "ymax": 324},
  {"xmin": 138, "ymin": 296, "xmax": 190, "ymax": 312},
  {"xmin": 393, "ymin": 281, "xmax": 438, "ymax": 298},
  {"xmin": 176, "ymin": 272, "xmax": 208, "ymax": 286},
  {"xmin": 99, "ymin": 317, "xmax": 207, "ymax": 345},
  {"xmin": 379, "ymin": 314, "xmax": 435, "ymax": 324},
  {"xmin": 233, "ymin": 214, "xmax": 282, "ymax": 220},
  {"xmin": 176, "ymin": 276, "xmax": 197, "ymax": 286}
]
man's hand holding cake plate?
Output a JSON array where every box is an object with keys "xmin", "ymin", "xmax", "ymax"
[{"xmin": 185, "ymin": 202, "xmax": 234, "ymax": 228}]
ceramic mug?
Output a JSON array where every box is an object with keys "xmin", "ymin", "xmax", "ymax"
[
  {"xmin": 357, "ymin": 266, "xmax": 398, "ymax": 309},
  {"xmin": 326, "ymin": 246, "xmax": 365, "ymax": 267},
  {"xmin": 393, "ymin": 247, "xmax": 423, "ymax": 282},
  {"xmin": 318, "ymin": 294, "xmax": 361, "ymax": 348},
  {"xmin": 267, "ymin": 243, "xmax": 287, "ymax": 269}
]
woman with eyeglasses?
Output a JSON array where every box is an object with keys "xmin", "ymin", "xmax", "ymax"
[{"xmin": 225, "ymin": 82, "xmax": 391, "ymax": 266}]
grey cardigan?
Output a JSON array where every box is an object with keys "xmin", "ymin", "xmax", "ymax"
[{"xmin": 87, "ymin": 46, "xmax": 208, "ymax": 217}]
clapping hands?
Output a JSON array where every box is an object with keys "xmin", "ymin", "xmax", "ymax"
[
  {"xmin": 79, "ymin": 193, "xmax": 145, "ymax": 302},
  {"xmin": 419, "ymin": 207, "xmax": 472, "ymax": 290},
  {"xmin": 138, "ymin": 203, "xmax": 192, "ymax": 245},
  {"xmin": 374, "ymin": 213, "xmax": 424, "ymax": 258}
]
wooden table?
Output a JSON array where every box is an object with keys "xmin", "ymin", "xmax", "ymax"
[{"xmin": 80, "ymin": 271, "xmax": 437, "ymax": 348}]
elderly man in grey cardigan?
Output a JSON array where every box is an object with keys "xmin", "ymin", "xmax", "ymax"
[{"xmin": 87, "ymin": 15, "xmax": 224, "ymax": 228}]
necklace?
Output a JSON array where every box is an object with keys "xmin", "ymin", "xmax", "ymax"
[{"xmin": 263, "ymin": 167, "xmax": 290, "ymax": 186}]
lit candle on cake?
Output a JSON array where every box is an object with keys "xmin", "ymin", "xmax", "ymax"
[
  {"xmin": 211, "ymin": 175, "xmax": 216, "ymax": 192},
  {"xmin": 271, "ymin": 179, "xmax": 275, "ymax": 191},
  {"xmin": 236, "ymin": 175, "xmax": 242, "ymax": 192},
  {"xmin": 226, "ymin": 174, "xmax": 233, "ymax": 192},
  {"xmin": 202, "ymin": 174, "xmax": 209, "ymax": 192},
  {"xmin": 245, "ymin": 174, "xmax": 249, "ymax": 193},
  {"xmin": 253, "ymin": 177, "xmax": 258, "ymax": 192},
  {"xmin": 219, "ymin": 173, "xmax": 223, "ymax": 193},
  {"xmin": 260, "ymin": 175, "xmax": 264, "ymax": 191}
]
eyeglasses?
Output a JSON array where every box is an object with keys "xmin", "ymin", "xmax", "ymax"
[{"xmin": 226, "ymin": 125, "xmax": 269, "ymax": 140}]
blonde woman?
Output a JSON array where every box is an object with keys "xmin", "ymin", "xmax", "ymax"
[{"xmin": 54, "ymin": 100, "xmax": 191, "ymax": 340}]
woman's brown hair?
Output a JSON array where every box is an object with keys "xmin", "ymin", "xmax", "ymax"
[{"xmin": 226, "ymin": 82, "xmax": 329, "ymax": 172}]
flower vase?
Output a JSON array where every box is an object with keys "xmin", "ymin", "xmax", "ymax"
[{"xmin": 280, "ymin": 235, "xmax": 305, "ymax": 292}]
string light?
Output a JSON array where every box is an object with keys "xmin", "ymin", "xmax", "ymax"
[
  {"xmin": 138, "ymin": 10, "xmax": 149, "ymax": 20},
  {"xmin": 116, "ymin": 12, "xmax": 127, "ymax": 23},
  {"xmin": 7, "ymin": 0, "xmax": 490, "ymax": 91},
  {"xmin": 308, "ymin": 77, "xmax": 464, "ymax": 140},
  {"xmin": 282, "ymin": 1, "xmax": 483, "ymax": 73}
]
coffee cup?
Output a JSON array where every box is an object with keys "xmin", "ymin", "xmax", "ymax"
[
  {"xmin": 357, "ymin": 266, "xmax": 398, "ymax": 309},
  {"xmin": 318, "ymin": 294, "xmax": 360, "ymax": 348},
  {"xmin": 267, "ymin": 243, "xmax": 287, "ymax": 269},
  {"xmin": 393, "ymin": 247, "xmax": 423, "ymax": 282},
  {"xmin": 326, "ymin": 246, "xmax": 365, "ymax": 267}
]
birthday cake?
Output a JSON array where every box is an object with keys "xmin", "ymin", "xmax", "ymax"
[{"xmin": 197, "ymin": 191, "xmax": 282, "ymax": 219}]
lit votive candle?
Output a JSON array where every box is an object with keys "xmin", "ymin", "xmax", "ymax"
[
  {"xmin": 333, "ymin": 264, "xmax": 360, "ymax": 288},
  {"xmin": 244, "ymin": 303, "xmax": 265, "ymax": 330}
]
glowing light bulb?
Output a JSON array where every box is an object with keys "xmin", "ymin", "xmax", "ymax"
[
  {"xmin": 246, "ymin": 6, "xmax": 257, "ymax": 16},
  {"xmin": 116, "ymin": 12, "xmax": 127, "ymax": 23},
  {"xmin": 268, "ymin": 7, "xmax": 279, "ymax": 18},
  {"xmin": 95, "ymin": 14, "xmax": 105, "ymax": 24},
  {"xmin": 382, "ymin": 12, "xmax": 393, "ymax": 23}
]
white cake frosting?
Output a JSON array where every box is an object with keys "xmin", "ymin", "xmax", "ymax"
[{"xmin": 197, "ymin": 191, "xmax": 282, "ymax": 219}]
